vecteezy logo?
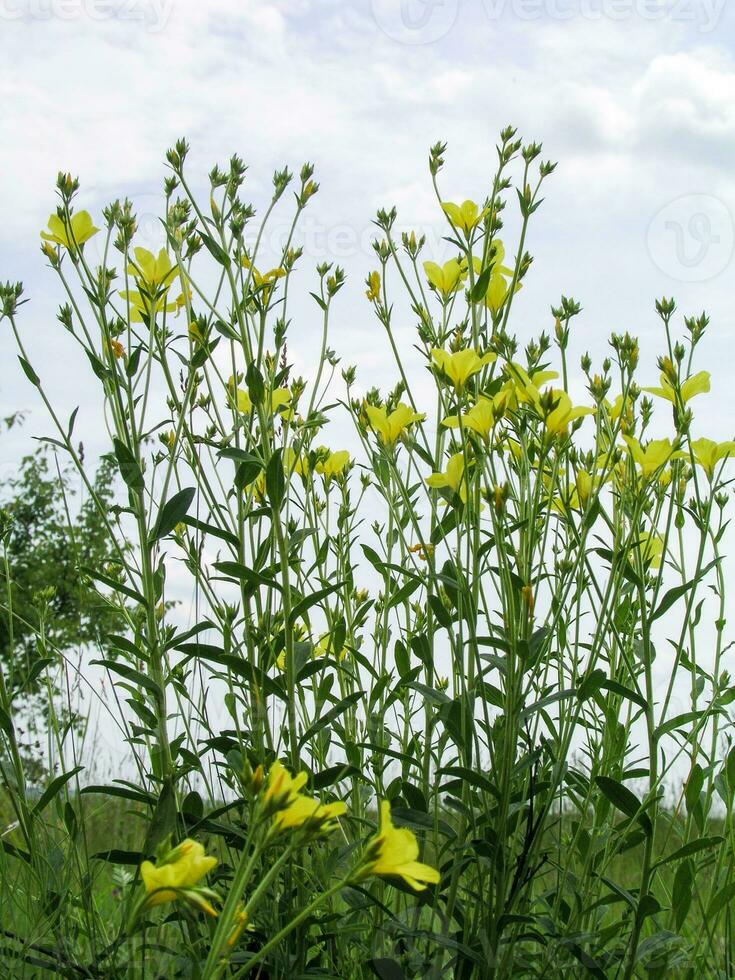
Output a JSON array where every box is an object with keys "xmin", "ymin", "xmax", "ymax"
[
  {"xmin": 646, "ymin": 194, "xmax": 734, "ymax": 283},
  {"xmin": 371, "ymin": 0, "xmax": 459, "ymax": 44}
]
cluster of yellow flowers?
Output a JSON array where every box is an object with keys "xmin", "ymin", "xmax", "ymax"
[
  {"xmin": 361, "ymin": 335, "xmax": 735, "ymax": 517},
  {"xmin": 137, "ymin": 761, "xmax": 439, "ymax": 926}
]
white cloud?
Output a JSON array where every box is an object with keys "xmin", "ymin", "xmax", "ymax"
[{"xmin": 2, "ymin": 0, "xmax": 735, "ymax": 437}]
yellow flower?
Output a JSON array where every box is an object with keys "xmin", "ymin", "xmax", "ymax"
[
  {"xmin": 271, "ymin": 388, "xmax": 293, "ymax": 415},
  {"xmin": 605, "ymin": 393, "xmax": 632, "ymax": 422},
  {"xmin": 441, "ymin": 199, "xmax": 488, "ymax": 233},
  {"xmin": 623, "ymin": 436, "xmax": 683, "ymax": 479},
  {"xmin": 242, "ymin": 256, "xmax": 285, "ymax": 301},
  {"xmin": 497, "ymin": 363, "xmax": 558, "ymax": 412},
  {"xmin": 315, "ymin": 633, "xmax": 347, "ymax": 661},
  {"xmin": 119, "ymin": 248, "xmax": 186, "ymax": 322},
  {"xmin": 264, "ymin": 759, "xmax": 308, "ymax": 806},
  {"xmin": 127, "ymin": 247, "xmax": 177, "ymax": 289},
  {"xmin": 463, "ymin": 242, "xmax": 513, "ymax": 278},
  {"xmin": 140, "ymin": 839, "xmax": 217, "ymax": 913},
  {"xmin": 189, "ymin": 320, "xmax": 206, "ymax": 344},
  {"xmin": 689, "ymin": 437, "xmax": 735, "ymax": 480},
  {"xmin": 365, "ymin": 270, "xmax": 381, "ymax": 302},
  {"xmin": 426, "ymin": 452, "xmax": 469, "ymax": 503},
  {"xmin": 246, "ymin": 471, "xmax": 267, "ymax": 504},
  {"xmin": 228, "ymin": 381, "xmax": 292, "ymax": 417},
  {"xmin": 273, "ymin": 794, "xmax": 346, "ymax": 832},
  {"xmin": 575, "ymin": 469, "xmax": 593, "ymax": 506},
  {"xmin": 554, "ymin": 465, "xmax": 609, "ymax": 513},
  {"xmin": 41, "ymin": 210, "xmax": 99, "ymax": 251},
  {"xmin": 423, "ymin": 259, "xmax": 463, "ymax": 297},
  {"xmin": 356, "ymin": 800, "xmax": 440, "ymax": 891},
  {"xmin": 235, "ymin": 387, "xmax": 252, "ymax": 413},
  {"xmin": 541, "ymin": 389, "xmax": 595, "ymax": 437},
  {"xmin": 265, "ymin": 761, "xmax": 346, "ymax": 834},
  {"xmin": 442, "ymin": 396, "xmax": 497, "ymax": 440},
  {"xmin": 283, "ymin": 446, "xmax": 309, "ymax": 478},
  {"xmin": 226, "ymin": 907, "xmax": 251, "ymax": 948},
  {"xmin": 643, "ymin": 370, "xmax": 710, "ymax": 404},
  {"xmin": 315, "ymin": 450, "xmax": 350, "ymax": 481},
  {"xmin": 636, "ymin": 531, "xmax": 664, "ymax": 569},
  {"xmin": 430, "ymin": 348, "xmax": 496, "ymax": 391},
  {"xmin": 364, "ymin": 402, "xmax": 425, "ymax": 446},
  {"xmin": 461, "ymin": 247, "xmax": 519, "ymax": 312},
  {"xmin": 119, "ymin": 290, "xmax": 180, "ymax": 323}
]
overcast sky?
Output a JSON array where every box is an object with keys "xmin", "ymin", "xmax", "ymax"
[{"xmin": 2, "ymin": 0, "xmax": 735, "ymax": 471}]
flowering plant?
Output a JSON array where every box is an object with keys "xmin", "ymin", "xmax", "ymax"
[{"xmin": 0, "ymin": 130, "xmax": 733, "ymax": 978}]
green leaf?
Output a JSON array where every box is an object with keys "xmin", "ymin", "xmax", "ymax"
[
  {"xmin": 213, "ymin": 561, "xmax": 282, "ymax": 595},
  {"xmin": 298, "ymin": 691, "xmax": 363, "ymax": 749},
  {"xmin": 18, "ymin": 356, "xmax": 40, "ymax": 387},
  {"xmin": 653, "ymin": 835, "xmax": 723, "ymax": 869},
  {"xmin": 0, "ymin": 706, "xmax": 14, "ymax": 738},
  {"xmin": 578, "ymin": 668, "xmax": 606, "ymax": 701},
  {"xmin": 199, "ymin": 231, "xmax": 231, "ymax": 268},
  {"xmin": 651, "ymin": 559, "xmax": 718, "ymax": 620},
  {"xmin": 67, "ymin": 407, "xmax": 79, "ymax": 439},
  {"xmin": 142, "ymin": 778, "xmax": 178, "ymax": 855},
  {"xmin": 32, "ymin": 766, "xmax": 83, "ymax": 815},
  {"xmin": 595, "ymin": 776, "xmax": 652, "ymax": 835},
  {"xmin": 470, "ymin": 264, "xmax": 493, "ymax": 303},
  {"xmin": 361, "ymin": 544, "xmax": 385, "ymax": 574},
  {"xmin": 126, "ymin": 344, "xmax": 143, "ymax": 378},
  {"xmin": 636, "ymin": 892, "xmax": 661, "ymax": 925},
  {"xmin": 181, "ymin": 515, "xmax": 239, "ymax": 547},
  {"xmin": 93, "ymin": 849, "xmax": 143, "ymax": 865},
  {"xmin": 289, "ymin": 581, "xmax": 343, "ymax": 627},
  {"xmin": 313, "ymin": 764, "xmax": 362, "ymax": 791},
  {"xmin": 439, "ymin": 766, "xmax": 496, "ymax": 796},
  {"xmin": 234, "ymin": 458, "xmax": 262, "ymax": 492},
  {"xmin": 266, "ymin": 449, "xmax": 286, "ymax": 510},
  {"xmin": 82, "ymin": 565, "xmax": 145, "ymax": 606},
  {"xmin": 81, "ymin": 784, "xmax": 155, "ymax": 805},
  {"xmin": 520, "ymin": 688, "xmax": 576, "ymax": 721},
  {"xmin": 113, "ymin": 438, "xmax": 144, "ymax": 491},
  {"xmin": 245, "ymin": 360, "xmax": 265, "ymax": 405},
  {"xmin": 599, "ymin": 678, "xmax": 648, "ymax": 712},
  {"xmin": 368, "ymin": 959, "xmax": 405, "ymax": 980},
  {"xmin": 672, "ymin": 859, "xmax": 693, "ymax": 930},
  {"xmin": 654, "ymin": 710, "xmax": 704, "ymax": 741},
  {"xmin": 706, "ymin": 880, "xmax": 735, "ymax": 922},
  {"xmin": 150, "ymin": 487, "xmax": 196, "ymax": 541},
  {"xmin": 387, "ymin": 577, "xmax": 421, "ymax": 610},
  {"xmin": 175, "ymin": 646, "xmax": 287, "ymax": 702},
  {"xmin": 85, "ymin": 349, "xmax": 109, "ymax": 381},
  {"xmin": 407, "ymin": 681, "xmax": 450, "ymax": 706},
  {"xmin": 90, "ymin": 660, "xmax": 161, "ymax": 699}
]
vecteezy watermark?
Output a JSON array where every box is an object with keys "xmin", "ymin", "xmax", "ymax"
[
  {"xmin": 371, "ymin": 0, "xmax": 725, "ymax": 42},
  {"xmin": 646, "ymin": 194, "xmax": 735, "ymax": 283},
  {"xmin": 0, "ymin": 0, "xmax": 173, "ymax": 32},
  {"xmin": 481, "ymin": 0, "xmax": 724, "ymax": 32},
  {"xmin": 371, "ymin": 0, "xmax": 459, "ymax": 44}
]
